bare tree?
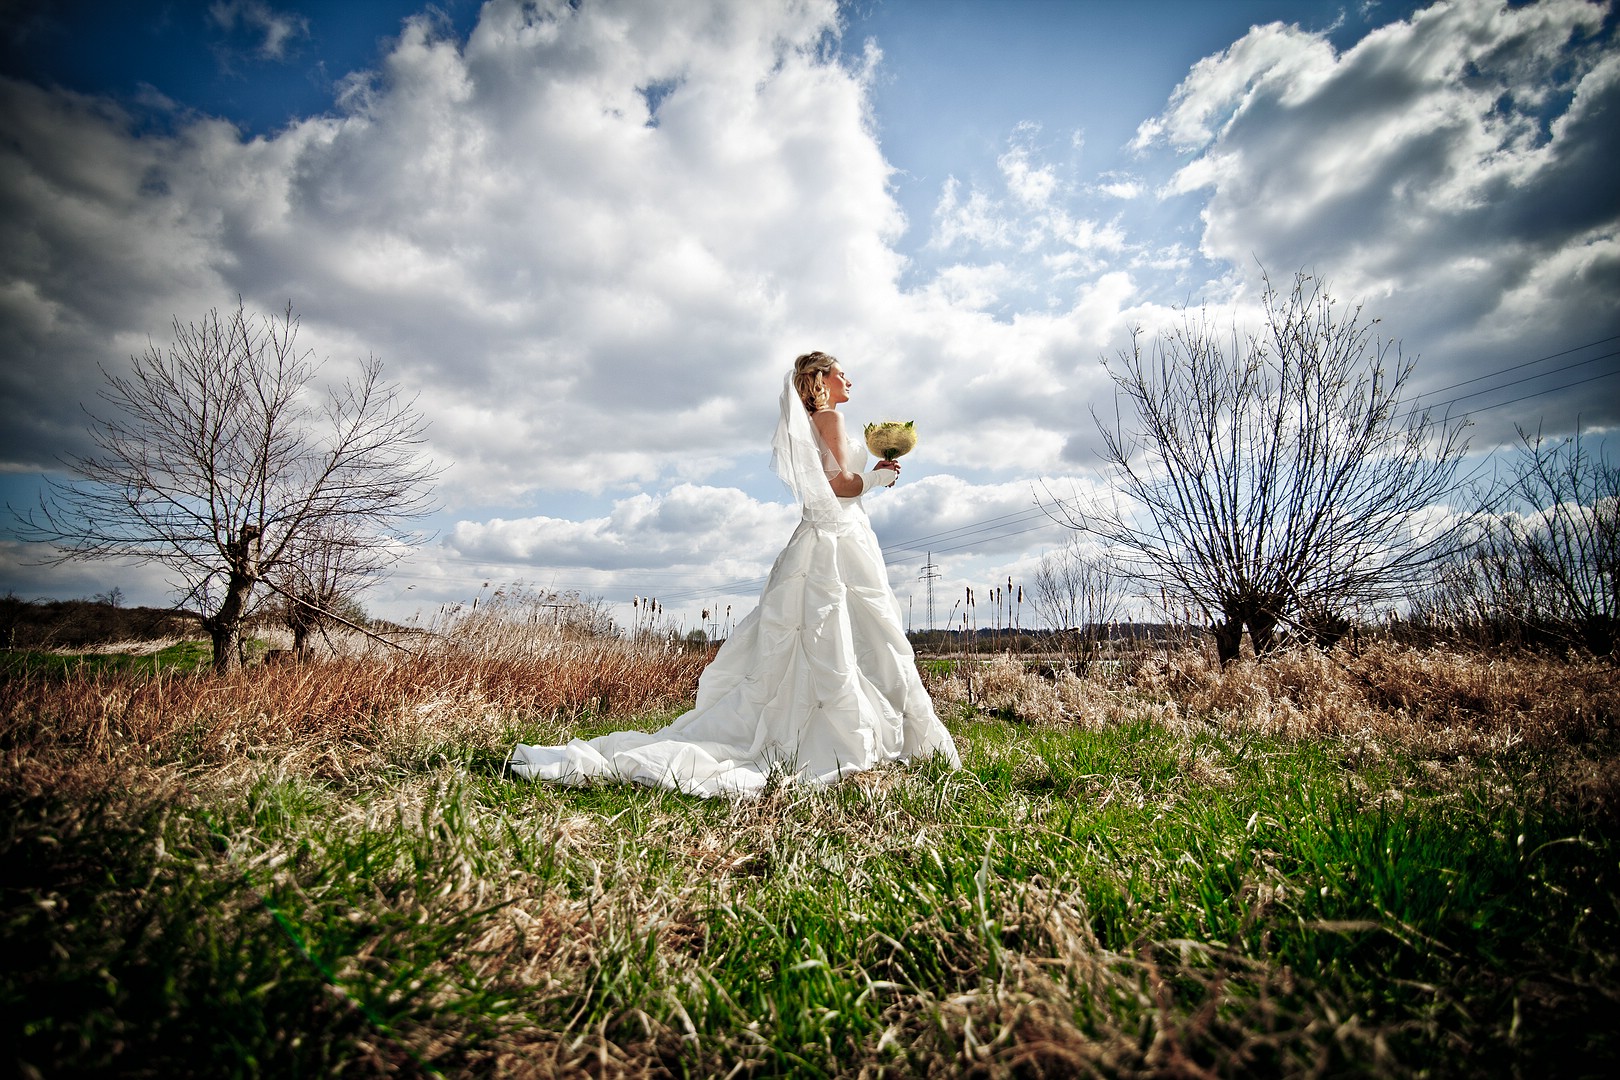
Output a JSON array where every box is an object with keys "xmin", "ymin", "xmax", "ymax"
[
  {"xmin": 20, "ymin": 301, "xmax": 438, "ymax": 670},
  {"xmin": 1057, "ymin": 270, "xmax": 1470, "ymax": 664},
  {"xmin": 273, "ymin": 519, "xmax": 379, "ymax": 658},
  {"xmin": 1499, "ymin": 427, "xmax": 1618, "ymax": 654},
  {"xmin": 1030, "ymin": 541, "xmax": 1126, "ymax": 671},
  {"xmin": 1438, "ymin": 427, "xmax": 1620, "ymax": 655},
  {"xmin": 1410, "ymin": 534, "xmax": 1535, "ymax": 649},
  {"xmin": 1414, "ymin": 429, "xmax": 1618, "ymax": 656}
]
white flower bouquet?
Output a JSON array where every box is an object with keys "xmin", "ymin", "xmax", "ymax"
[{"xmin": 864, "ymin": 420, "xmax": 917, "ymax": 462}]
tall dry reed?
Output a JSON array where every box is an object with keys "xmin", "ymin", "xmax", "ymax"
[
  {"xmin": 928, "ymin": 643, "xmax": 1616, "ymax": 754},
  {"xmin": 0, "ymin": 627, "xmax": 710, "ymax": 796}
]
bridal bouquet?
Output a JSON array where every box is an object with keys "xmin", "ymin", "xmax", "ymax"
[{"xmin": 864, "ymin": 420, "xmax": 917, "ymax": 462}]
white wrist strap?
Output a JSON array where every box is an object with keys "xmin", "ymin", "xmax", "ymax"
[{"xmin": 859, "ymin": 468, "xmax": 896, "ymax": 493}]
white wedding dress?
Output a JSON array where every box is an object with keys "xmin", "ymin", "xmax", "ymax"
[{"xmin": 508, "ymin": 377, "xmax": 960, "ymax": 798}]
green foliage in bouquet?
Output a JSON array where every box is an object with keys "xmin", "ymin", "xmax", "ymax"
[{"xmin": 864, "ymin": 420, "xmax": 917, "ymax": 461}]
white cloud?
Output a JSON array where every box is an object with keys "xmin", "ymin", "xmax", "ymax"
[
  {"xmin": 1135, "ymin": 0, "xmax": 1620, "ymax": 440},
  {"xmin": 998, "ymin": 140, "xmax": 1058, "ymax": 209},
  {"xmin": 446, "ymin": 483, "xmax": 796, "ymax": 573},
  {"xmin": 1, "ymin": 0, "xmax": 900, "ymax": 504},
  {"xmin": 1093, "ymin": 174, "xmax": 1143, "ymax": 200},
  {"xmin": 918, "ymin": 263, "xmax": 1015, "ymax": 312},
  {"xmin": 209, "ymin": 1, "xmax": 311, "ymax": 61},
  {"xmin": 1055, "ymin": 214, "xmax": 1126, "ymax": 254},
  {"xmin": 1132, "ymin": 21, "xmax": 1336, "ymax": 151},
  {"xmin": 930, "ymin": 176, "xmax": 1014, "ymax": 250},
  {"xmin": 3, "ymin": 0, "xmax": 1613, "ymax": 626}
]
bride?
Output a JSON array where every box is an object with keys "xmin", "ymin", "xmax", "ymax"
[{"xmin": 508, "ymin": 351, "xmax": 961, "ymax": 797}]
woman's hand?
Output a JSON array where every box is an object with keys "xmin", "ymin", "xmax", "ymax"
[
  {"xmin": 859, "ymin": 459, "xmax": 900, "ymax": 492},
  {"xmin": 813, "ymin": 409, "xmax": 901, "ymax": 496}
]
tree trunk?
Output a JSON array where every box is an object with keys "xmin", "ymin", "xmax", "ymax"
[
  {"xmin": 1300, "ymin": 607, "xmax": 1352, "ymax": 650},
  {"xmin": 1064, "ymin": 629, "xmax": 1079, "ymax": 673},
  {"xmin": 1212, "ymin": 618, "xmax": 1244, "ymax": 666},
  {"xmin": 1580, "ymin": 614, "xmax": 1615, "ymax": 657},
  {"xmin": 287, "ymin": 595, "xmax": 316, "ymax": 658},
  {"xmin": 206, "ymin": 570, "xmax": 255, "ymax": 672},
  {"xmin": 1247, "ymin": 610, "xmax": 1280, "ymax": 657},
  {"xmin": 1077, "ymin": 626, "xmax": 1099, "ymax": 674},
  {"xmin": 207, "ymin": 526, "xmax": 261, "ymax": 672}
]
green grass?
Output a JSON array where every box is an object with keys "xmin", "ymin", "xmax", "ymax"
[
  {"xmin": 4, "ymin": 703, "xmax": 1615, "ymax": 1077},
  {"xmin": 0, "ymin": 639, "xmax": 214, "ymax": 679}
]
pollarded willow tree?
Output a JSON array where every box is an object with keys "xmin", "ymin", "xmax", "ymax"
[
  {"xmin": 273, "ymin": 518, "xmax": 382, "ymax": 659},
  {"xmin": 21, "ymin": 302, "xmax": 438, "ymax": 670},
  {"xmin": 1427, "ymin": 427, "xmax": 1620, "ymax": 654},
  {"xmin": 1059, "ymin": 271, "xmax": 1470, "ymax": 665}
]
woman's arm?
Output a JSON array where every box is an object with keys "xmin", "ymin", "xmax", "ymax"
[{"xmin": 811, "ymin": 409, "xmax": 898, "ymax": 498}]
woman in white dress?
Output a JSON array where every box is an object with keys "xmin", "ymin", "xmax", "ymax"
[{"xmin": 508, "ymin": 351, "xmax": 961, "ymax": 798}]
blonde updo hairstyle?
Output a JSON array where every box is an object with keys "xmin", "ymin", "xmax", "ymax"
[{"xmin": 793, "ymin": 351, "xmax": 838, "ymax": 413}]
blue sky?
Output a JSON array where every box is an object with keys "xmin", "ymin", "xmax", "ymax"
[
  {"xmin": 2, "ymin": 0, "xmax": 1616, "ymax": 631},
  {"xmin": 855, "ymin": 1, "xmax": 1420, "ymax": 255}
]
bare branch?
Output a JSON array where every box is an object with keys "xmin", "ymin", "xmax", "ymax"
[
  {"xmin": 1057, "ymin": 269, "xmax": 1471, "ymax": 664},
  {"xmin": 14, "ymin": 301, "xmax": 440, "ymax": 670}
]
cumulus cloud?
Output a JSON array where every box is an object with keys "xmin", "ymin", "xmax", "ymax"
[
  {"xmin": 1131, "ymin": 21, "xmax": 1337, "ymax": 151},
  {"xmin": 446, "ymin": 483, "xmax": 797, "ymax": 573},
  {"xmin": 1093, "ymin": 174, "xmax": 1144, "ymax": 200},
  {"xmin": 3, "ymin": 0, "xmax": 1612, "ymax": 624},
  {"xmin": 916, "ymin": 1, "xmax": 1616, "ymax": 450},
  {"xmin": 0, "ymin": 0, "xmax": 915, "ymax": 503},
  {"xmin": 1134, "ymin": 0, "xmax": 1620, "ymax": 438},
  {"xmin": 998, "ymin": 130, "xmax": 1060, "ymax": 209},
  {"xmin": 0, "ymin": 0, "xmax": 1150, "ymax": 623},
  {"xmin": 386, "ymin": 471, "xmax": 1090, "ymax": 631},
  {"xmin": 931, "ymin": 176, "xmax": 1015, "ymax": 250},
  {"xmin": 918, "ymin": 122, "xmax": 1171, "ymax": 328}
]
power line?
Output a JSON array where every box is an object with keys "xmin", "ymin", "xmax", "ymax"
[
  {"xmin": 1418, "ymin": 348, "xmax": 1619, "ymax": 415},
  {"xmin": 1451, "ymin": 365, "xmax": 1620, "ymax": 424},
  {"xmin": 881, "ymin": 504, "xmax": 1051, "ymax": 554},
  {"xmin": 381, "ymin": 336, "xmax": 1618, "ymax": 605},
  {"xmin": 1411, "ymin": 334, "xmax": 1619, "ymax": 403},
  {"xmin": 889, "ymin": 513, "xmax": 1069, "ymax": 563}
]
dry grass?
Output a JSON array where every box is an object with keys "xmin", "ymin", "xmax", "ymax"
[
  {"xmin": 929, "ymin": 654, "xmax": 1130, "ymax": 729},
  {"xmin": 3, "ymin": 633, "xmax": 1617, "ymax": 1077},
  {"xmin": 932, "ymin": 642, "xmax": 1618, "ymax": 754},
  {"xmin": 0, "ymin": 626, "xmax": 709, "ymax": 799}
]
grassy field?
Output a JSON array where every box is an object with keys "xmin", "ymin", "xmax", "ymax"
[{"xmin": 1, "ymin": 633, "xmax": 1615, "ymax": 1077}]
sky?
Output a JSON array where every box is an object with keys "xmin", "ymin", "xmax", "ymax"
[{"xmin": 1, "ymin": 0, "xmax": 1616, "ymax": 635}]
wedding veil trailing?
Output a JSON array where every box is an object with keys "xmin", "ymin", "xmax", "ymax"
[{"xmin": 769, "ymin": 370, "xmax": 840, "ymax": 522}]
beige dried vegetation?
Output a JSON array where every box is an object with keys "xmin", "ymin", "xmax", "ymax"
[
  {"xmin": 932, "ymin": 642, "xmax": 1617, "ymax": 754},
  {"xmin": 4, "ymin": 625, "xmax": 1616, "ymax": 1077}
]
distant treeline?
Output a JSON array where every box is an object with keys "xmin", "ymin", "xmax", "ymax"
[
  {"xmin": 0, "ymin": 596, "xmax": 203, "ymax": 650},
  {"xmin": 907, "ymin": 624, "xmax": 1177, "ymax": 651}
]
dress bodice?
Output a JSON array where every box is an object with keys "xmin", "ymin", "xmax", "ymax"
[
  {"xmin": 843, "ymin": 432, "xmax": 869, "ymax": 475},
  {"xmin": 821, "ymin": 431, "xmax": 868, "ymax": 494}
]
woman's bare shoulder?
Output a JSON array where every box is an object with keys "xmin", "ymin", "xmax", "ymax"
[{"xmin": 810, "ymin": 409, "xmax": 846, "ymax": 440}]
